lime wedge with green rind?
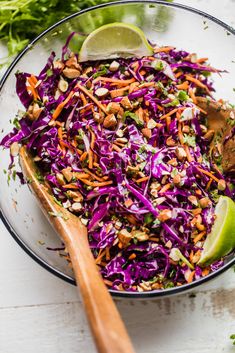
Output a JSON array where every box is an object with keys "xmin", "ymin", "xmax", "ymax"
[
  {"xmin": 198, "ymin": 196, "xmax": 235, "ymax": 267},
  {"xmin": 79, "ymin": 22, "xmax": 154, "ymax": 62}
]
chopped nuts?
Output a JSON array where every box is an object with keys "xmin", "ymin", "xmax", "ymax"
[
  {"xmin": 124, "ymin": 198, "xmax": 133, "ymax": 208},
  {"xmin": 103, "ymin": 114, "xmax": 117, "ymax": 129},
  {"xmin": 66, "ymin": 190, "xmax": 83, "ymax": 202},
  {"xmin": 218, "ymin": 179, "xmax": 226, "ymax": 191},
  {"xmin": 139, "ymin": 281, "xmax": 151, "ymax": 291},
  {"xmin": 116, "ymin": 129, "xmax": 124, "ymax": 137},
  {"xmin": 56, "ymin": 173, "xmax": 66, "ymax": 186},
  {"xmin": 116, "ymin": 137, "xmax": 128, "ymax": 144},
  {"xmin": 175, "ymin": 147, "xmax": 187, "ymax": 161},
  {"xmin": 147, "ymin": 119, "xmax": 157, "ymax": 129},
  {"xmin": 141, "ymin": 128, "xmax": 152, "ymax": 139},
  {"xmin": 166, "ymin": 137, "xmax": 176, "ymax": 146},
  {"xmin": 61, "ymin": 167, "xmax": 73, "ymax": 182},
  {"xmin": 53, "ymin": 60, "xmax": 65, "ymax": 70},
  {"xmin": 71, "ymin": 202, "xmax": 83, "ymax": 212},
  {"xmin": 131, "ymin": 230, "xmax": 149, "ymax": 242},
  {"xmin": 93, "ymin": 112, "xmax": 104, "ymax": 123},
  {"xmin": 118, "ymin": 229, "xmax": 132, "ymax": 247},
  {"xmin": 167, "ymin": 158, "xmax": 178, "ymax": 167},
  {"xmin": 63, "ymin": 67, "xmax": 81, "ymax": 79},
  {"xmin": 188, "ymin": 195, "xmax": 198, "ymax": 206},
  {"xmin": 109, "ymin": 60, "xmax": 120, "ymax": 72},
  {"xmin": 10, "ymin": 142, "xmax": 20, "ymax": 157},
  {"xmin": 173, "ymin": 174, "xmax": 181, "ymax": 185},
  {"xmin": 95, "ymin": 87, "xmax": 109, "ymax": 98},
  {"xmin": 157, "ymin": 209, "xmax": 172, "ymax": 222},
  {"xmin": 58, "ymin": 78, "xmax": 68, "ymax": 92},
  {"xmin": 199, "ymin": 197, "xmax": 211, "ymax": 208},
  {"xmin": 120, "ymin": 96, "xmax": 133, "ymax": 110},
  {"xmin": 65, "ymin": 55, "xmax": 81, "ymax": 70},
  {"xmin": 107, "ymin": 102, "xmax": 121, "ymax": 114},
  {"xmin": 182, "ymin": 125, "xmax": 190, "ymax": 133}
]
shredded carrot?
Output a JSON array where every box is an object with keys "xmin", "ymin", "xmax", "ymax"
[
  {"xmin": 176, "ymin": 81, "xmax": 189, "ymax": 90},
  {"xmin": 149, "ymin": 237, "xmax": 160, "ymax": 242},
  {"xmin": 94, "ymin": 77, "xmax": 135, "ymax": 86},
  {"xmin": 202, "ymin": 268, "xmax": 210, "ymax": 277},
  {"xmin": 185, "ymin": 74, "xmax": 208, "ymax": 90},
  {"xmin": 157, "ymin": 104, "xmax": 164, "ymax": 111},
  {"xmin": 126, "ymin": 214, "xmax": 138, "ymax": 225},
  {"xmin": 80, "ymin": 92, "xmax": 88, "ymax": 106},
  {"xmin": 154, "ymin": 46, "xmax": 174, "ymax": 53},
  {"xmin": 206, "ymin": 178, "xmax": 213, "ymax": 190},
  {"xmin": 112, "ymin": 144, "xmax": 122, "ymax": 152},
  {"xmin": 166, "ymin": 116, "xmax": 171, "ymax": 132},
  {"xmin": 189, "ymin": 250, "xmax": 194, "ymax": 263},
  {"xmin": 159, "ymin": 183, "xmax": 171, "ymax": 193},
  {"xmin": 105, "ymin": 247, "xmax": 110, "ymax": 261},
  {"xmin": 136, "ymin": 176, "xmax": 150, "ymax": 183},
  {"xmin": 197, "ymin": 167, "xmax": 220, "ymax": 183},
  {"xmin": 80, "ymin": 151, "xmax": 88, "ymax": 162},
  {"xmin": 84, "ymin": 168, "xmax": 107, "ymax": 182},
  {"xmin": 75, "ymin": 83, "xmax": 107, "ymax": 114},
  {"xmin": 79, "ymin": 179, "xmax": 113, "ymax": 187},
  {"xmin": 74, "ymin": 173, "xmax": 90, "ymax": 179},
  {"xmin": 193, "ymin": 231, "xmax": 206, "ymax": 244},
  {"xmin": 160, "ymin": 108, "xmax": 178, "ymax": 120},
  {"xmin": 110, "ymin": 86, "xmax": 130, "ymax": 98},
  {"xmin": 186, "ymin": 270, "xmax": 195, "ymax": 283},
  {"xmin": 88, "ymin": 149, "xmax": 93, "ymax": 169},
  {"xmin": 184, "ymin": 145, "xmax": 194, "ymax": 162},
  {"xmin": 175, "ymin": 71, "xmax": 183, "ymax": 78},
  {"xmin": 128, "ymin": 253, "xmax": 136, "ymax": 260},
  {"xmin": 188, "ymin": 88, "xmax": 197, "ymax": 104},
  {"xmin": 129, "ymin": 82, "xmax": 139, "ymax": 93},
  {"xmin": 63, "ymin": 183, "xmax": 79, "ymax": 189},
  {"xmin": 52, "ymin": 90, "xmax": 74, "ymax": 120},
  {"xmin": 178, "ymin": 121, "xmax": 184, "ymax": 145},
  {"xmin": 139, "ymin": 69, "xmax": 146, "ymax": 76}
]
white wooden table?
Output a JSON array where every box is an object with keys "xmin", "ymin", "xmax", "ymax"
[{"xmin": 0, "ymin": 1, "xmax": 235, "ymax": 352}]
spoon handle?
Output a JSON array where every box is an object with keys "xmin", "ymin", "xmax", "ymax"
[
  {"xmin": 20, "ymin": 146, "xmax": 136, "ymax": 353},
  {"xmin": 67, "ymin": 223, "xmax": 136, "ymax": 353}
]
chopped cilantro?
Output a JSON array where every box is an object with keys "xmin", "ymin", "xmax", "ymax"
[
  {"xmin": 210, "ymin": 189, "xmax": 220, "ymax": 202},
  {"xmin": 35, "ymin": 171, "xmax": 44, "ymax": 182},
  {"xmin": 13, "ymin": 117, "xmax": 21, "ymax": 130},
  {"xmin": 124, "ymin": 111, "xmax": 144, "ymax": 127},
  {"xmin": 48, "ymin": 211, "xmax": 69, "ymax": 221},
  {"xmin": 230, "ymin": 334, "xmax": 235, "ymax": 345},
  {"xmin": 183, "ymin": 134, "xmax": 196, "ymax": 147},
  {"xmin": 144, "ymin": 213, "xmax": 154, "ymax": 225},
  {"xmin": 177, "ymin": 90, "xmax": 189, "ymax": 102},
  {"xmin": 53, "ymin": 196, "xmax": 63, "ymax": 206},
  {"xmin": 93, "ymin": 66, "xmax": 108, "ymax": 79},
  {"xmin": 152, "ymin": 59, "xmax": 164, "ymax": 71}
]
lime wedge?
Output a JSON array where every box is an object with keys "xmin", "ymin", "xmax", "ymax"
[
  {"xmin": 198, "ymin": 196, "xmax": 235, "ymax": 267},
  {"xmin": 79, "ymin": 22, "xmax": 154, "ymax": 62}
]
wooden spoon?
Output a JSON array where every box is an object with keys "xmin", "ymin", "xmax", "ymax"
[
  {"xmin": 19, "ymin": 146, "xmax": 135, "ymax": 353},
  {"xmin": 197, "ymin": 97, "xmax": 235, "ymax": 174}
]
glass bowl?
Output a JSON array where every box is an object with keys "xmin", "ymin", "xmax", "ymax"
[{"xmin": 1, "ymin": 0, "xmax": 235, "ymax": 298}]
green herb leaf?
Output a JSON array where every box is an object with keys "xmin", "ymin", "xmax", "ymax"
[
  {"xmin": 124, "ymin": 111, "xmax": 144, "ymax": 127},
  {"xmin": 183, "ymin": 134, "xmax": 196, "ymax": 147}
]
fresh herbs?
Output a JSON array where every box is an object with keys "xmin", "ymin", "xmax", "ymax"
[{"xmin": 0, "ymin": 0, "xmax": 116, "ymax": 67}]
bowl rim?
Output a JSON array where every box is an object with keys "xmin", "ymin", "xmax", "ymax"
[{"xmin": 1, "ymin": 0, "xmax": 235, "ymax": 298}]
